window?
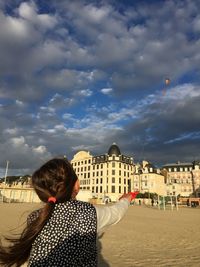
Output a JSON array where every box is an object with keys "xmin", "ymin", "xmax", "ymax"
[
  {"xmin": 119, "ymin": 170, "xmax": 121, "ymax": 176},
  {"xmin": 100, "ymin": 186, "xmax": 102, "ymax": 193},
  {"xmin": 119, "ymin": 186, "xmax": 121, "ymax": 193},
  {"xmin": 112, "ymin": 186, "xmax": 115, "ymax": 193},
  {"xmin": 119, "ymin": 178, "xmax": 121, "ymax": 183},
  {"xmin": 112, "ymin": 170, "xmax": 115, "ymax": 175},
  {"xmin": 88, "ymin": 159, "xmax": 91, "ymax": 163},
  {"xmin": 112, "ymin": 162, "xmax": 115, "ymax": 167},
  {"xmin": 112, "ymin": 177, "xmax": 115, "ymax": 183}
]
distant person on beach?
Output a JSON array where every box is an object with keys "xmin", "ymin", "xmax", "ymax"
[{"xmin": 0, "ymin": 158, "xmax": 134, "ymax": 267}]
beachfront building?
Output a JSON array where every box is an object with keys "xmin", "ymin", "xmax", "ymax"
[
  {"xmin": 131, "ymin": 160, "xmax": 166, "ymax": 196},
  {"xmin": 161, "ymin": 161, "xmax": 200, "ymax": 197},
  {"xmin": 70, "ymin": 150, "xmax": 93, "ymax": 191},
  {"xmin": 71, "ymin": 143, "xmax": 135, "ymax": 201}
]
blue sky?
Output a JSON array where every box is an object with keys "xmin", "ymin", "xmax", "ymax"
[{"xmin": 0, "ymin": 0, "xmax": 200, "ymax": 176}]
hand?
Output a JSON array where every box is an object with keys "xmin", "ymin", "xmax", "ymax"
[
  {"xmin": 130, "ymin": 191, "xmax": 139, "ymax": 200},
  {"xmin": 119, "ymin": 191, "xmax": 139, "ymax": 202}
]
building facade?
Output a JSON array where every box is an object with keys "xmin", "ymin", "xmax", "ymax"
[
  {"xmin": 161, "ymin": 161, "xmax": 200, "ymax": 197},
  {"xmin": 71, "ymin": 143, "xmax": 135, "ymax": 201},
  {"xmin": 131, "ymin": 161, "xmax": 166, "ymax": 196}
]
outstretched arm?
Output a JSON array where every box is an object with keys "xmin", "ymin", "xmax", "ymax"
[{"xmin": 95, "ymin": 193, "xmax": 132, "ymax": 233}]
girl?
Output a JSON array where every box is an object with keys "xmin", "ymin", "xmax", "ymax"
[{"xmin": 0, "ymin": 158, "xmax": 133, "ymax": 267}]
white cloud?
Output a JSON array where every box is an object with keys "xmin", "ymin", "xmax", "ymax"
[
  {"xmin": 16, "ymin": 99, "xmax": 24, "ymax": 106},
  {"xmin": 54, "ymin": 124, "xmax": 66, "ymax": 131},
  {"xmin": 82, "ymin": 4, "xmax": 110, "ymax": 24},
  {"xmin": 33, "ymin": 145, "xmax": 48, "ymax": 154},
  {"xmin": 49, "ymin": 94, "xmax": 76, "ymax": 108},
  {"xmin": 4, "ymin": 128, "xmax": 19, "ymax": 135},
  {"xmin": 6, "ymin": 16, "xmax": 29, "ymax": 38},
  {"xmin": 101, "ymin": 88, "xmax": 113, "ymax": 95},
  {"xmin": 156, "ymin": 83, "xmax": 200, "ymax": 108},
  {"xmin": 10, "ymin": 136, "xmax": 26, "ymax": 147},
  {"xmin": 62, "ymin": 113, "xmax": 75, "ymax": 120},
  {"xmin": 18, "ymin": 2, "xmax": 57, "ymax": 29},
  {"xmin": 77, "ymin": 89, "xmax": 92, "ymax": 97},
  {"xmin": 18, "ymin": 2, "xmax": 36, "ymax": 21}
]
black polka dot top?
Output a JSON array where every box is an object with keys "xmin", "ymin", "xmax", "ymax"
[{"xmin": 28, "ymin": 200, "xmax": 97, "ymax": 267}]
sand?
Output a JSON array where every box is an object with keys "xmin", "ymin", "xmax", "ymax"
[{"xmin": 0, "ymin": 203, "xmax": 200, "ymax": 267}]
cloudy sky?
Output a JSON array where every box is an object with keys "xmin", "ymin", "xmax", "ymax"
[{"xmin": 0, "ymin": 0, "xmax": 200, "ymax": 176}]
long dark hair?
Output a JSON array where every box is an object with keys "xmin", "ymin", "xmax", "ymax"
[{"xmin": 0, "ymin": 158, "xmax": 78, "ymax": 267}]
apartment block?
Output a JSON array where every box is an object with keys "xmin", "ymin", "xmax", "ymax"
[
  {"xmin": 131, "ymin": 161, "xmax": 166, "ymax": 196},
  {"xmin": 71, "ymin": 143, "xmax": 134, "ymax": 201},
  {"xmin": 162, "ymin": 161, "xmax": 200, "ymax": 197}
]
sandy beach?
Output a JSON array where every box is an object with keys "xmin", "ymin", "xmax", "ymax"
[{"xmin": 0, "ymin": 203, "xmax": 200, "ymax": 267}]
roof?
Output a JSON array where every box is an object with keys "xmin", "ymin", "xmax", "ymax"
[
  {"xmin": 162, "ymin": 162, "xmax": 193, "ymax": 168},
  {"xmin": 108, "ymin": 143, "xmax": 121, "ymax": 156}
]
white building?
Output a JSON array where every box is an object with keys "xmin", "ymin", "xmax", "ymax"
[
  {"xmin": 131, "ymin": 161, "xmax": 166, "ymax": 196},
  {"xmin": 71, "ymin": 143, "xmax": 135, "ymax": 201},
  {"xmin": 162, "ymin": 161, "xmax": 200, "ymax": 197}
]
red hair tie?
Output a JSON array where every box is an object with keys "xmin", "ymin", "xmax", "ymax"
[{"xmin": 48, "ymin": 197, "xmax": 57, "ymax": 203}]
